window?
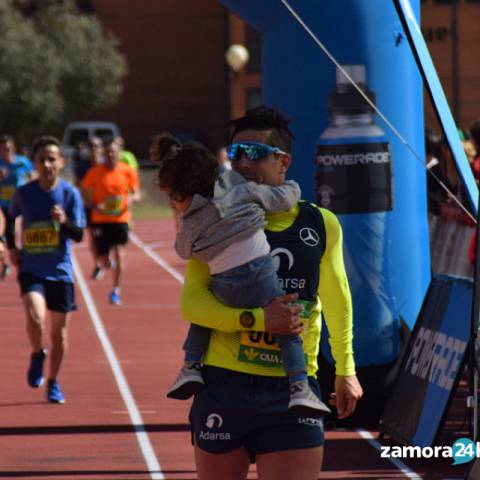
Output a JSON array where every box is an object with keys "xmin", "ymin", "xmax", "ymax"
[{"xmin": 68, "ymin": 129, "xmax": 88, "ymax": 147}]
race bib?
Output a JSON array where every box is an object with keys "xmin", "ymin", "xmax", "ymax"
[
  {"xmin": 0, "ymin": 185, "xmax": 16, "ymax": 201},
  {"xmin": 23, "ymin": 221, "xmax": 60, "ymax": 254},
  {"xmin": 103, "ymin": 195, "xmax": 123, "ymax": 216},
  {"xmin": 239, "ymin": 331, "xmax": 283, "ymax": 368},
  {"xmin": 238, "ymin": 300, "xmax": 314, "ymax": 368}
]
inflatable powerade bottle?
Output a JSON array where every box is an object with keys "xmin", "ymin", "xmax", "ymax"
[{"xmin": 316, "ymin": 64, "xmax": 399, "ymax": 367}]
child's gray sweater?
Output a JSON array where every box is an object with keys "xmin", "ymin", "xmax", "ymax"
[{"xmin": 175, "ymin": 170, "xmax": 301, "ymax": 263}]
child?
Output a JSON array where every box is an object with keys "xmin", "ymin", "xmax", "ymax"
[
  {"xmin": 6, "ymin": 136, "xmax": 85, "ymax": 404},
  {"xmin": 157, "ymin": 133, "xmax": 330, "ymax": 417}
]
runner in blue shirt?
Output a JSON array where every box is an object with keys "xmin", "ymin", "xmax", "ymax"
[
  {"xmin": 0, "ymin": 135, "xmax": 34, "ymax": 278},
  {"xmin": 6, "ymin": 136, "xmax": 85, "ymax": 404}
]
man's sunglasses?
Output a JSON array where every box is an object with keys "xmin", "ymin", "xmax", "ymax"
[{"xmin": 226, "ymin": 142, "xmax": 287, "ymax": 162}]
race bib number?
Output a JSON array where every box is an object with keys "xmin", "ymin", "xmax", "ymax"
[
  {"xmin": 103, "ymin": 195, "xmax": 124, "ymax": 216},
  {"xmin": 23, "ymin": 221, "xmax": 60, "ymax": 254},
  {"xmin": 239, "ymin": 331, "xmax": 283, "ymax": 368},
  {"xmin": 0, "ymin": 185, "xmax": 15, "ymax": 201},
  {"xmin": 237, "ymin": 300, "xmax": 314, "ymax": 368}
]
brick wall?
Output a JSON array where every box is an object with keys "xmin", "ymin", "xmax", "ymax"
[
  {"xmin": 92, "ymin": 0, "xmax": 229, "ymax": 159},
  {"xmin": 422, "ymin": 1, "xmax": 480, "ymax": 132}
]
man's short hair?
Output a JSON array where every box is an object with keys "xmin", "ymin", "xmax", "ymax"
[
  {"xmin": 227, "ymin": 105, "xmax": 294, "ymax": 153},
  {"xmin": 31, "ymin": 136, "xmax": 61, "ymax": 159},
  {"xmin": 0, "ymin": 134, "xmax": 15, "ymax": 146},
  {"xmin": 103, "ymin": 137, "xmax": 119, "ymax": 148}
]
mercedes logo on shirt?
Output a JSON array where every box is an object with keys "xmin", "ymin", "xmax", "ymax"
[{"xmin": 299, "ymin": 228, "xmax": 320, "ymax": 247}]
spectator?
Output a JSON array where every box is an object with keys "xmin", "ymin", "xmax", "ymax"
[{"xmin": 470, "ymin": 120, "xmax": 480, "ymax": 184}]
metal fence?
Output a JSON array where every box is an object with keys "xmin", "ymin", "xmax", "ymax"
[{"xmin": 429, "ymin": 214, "xmax": 474, "ymax": 278}]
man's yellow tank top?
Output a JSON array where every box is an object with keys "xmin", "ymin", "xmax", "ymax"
[{"xmin": 180, "ymin": 203, "xmax": 355, "ymax": 377}]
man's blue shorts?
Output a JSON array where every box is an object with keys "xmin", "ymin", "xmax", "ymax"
[
  {"xmin": 19, "ymin": 272, "xmax": 76, "ymax": 313},
  {"xmin": 189, "ymin": 366, "xmax": 325, "ymax": 456}
]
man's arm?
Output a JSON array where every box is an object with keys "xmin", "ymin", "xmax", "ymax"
[
  {"xmin": 181, "ymin": 259, "xmax": 265, "ymax": 332},
  {"xmin": 80, "ymin": 183, "xmax": 94, "ymax": 208},
  {"xmin": 318, "ymin": 207, "xmax": 363, "ymax": 418},
  {"xmin": 127, "ymin": 168, "xmax": 141, "ymax": 206},
  {"xmin": 180, "ymin": 259, "xmax": 303, "ymax": 334},
  {"xmin": 51, "ymin": 205, "xmax": 84, "ymax": 243}
]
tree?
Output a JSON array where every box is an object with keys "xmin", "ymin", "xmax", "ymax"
[{"xmin": 0, "ymin": 0, "xmax": 127, "ymax": 146}]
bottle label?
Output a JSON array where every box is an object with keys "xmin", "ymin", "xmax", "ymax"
[{"xmin": 316, "ymin": 142, "xmax": 392, "ymax": 213}]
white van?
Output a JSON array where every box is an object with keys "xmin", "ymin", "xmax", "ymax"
[{"xmin": 61, "ymin": 121, "xmax": 121, "ymax": 163}]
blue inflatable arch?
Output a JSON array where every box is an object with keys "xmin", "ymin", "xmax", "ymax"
[{"xmin": 220, "ymin": 0, "xmax": 431, "ymax": 367}]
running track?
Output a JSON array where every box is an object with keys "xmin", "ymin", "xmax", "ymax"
[{"xmin": 0, "ymin": 219, "xmax": 469, "ymax": 479}]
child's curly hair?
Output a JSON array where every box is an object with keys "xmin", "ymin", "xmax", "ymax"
[{"xmin": 154, "ymin": 133, "xmax": 219, "ymax": 200}]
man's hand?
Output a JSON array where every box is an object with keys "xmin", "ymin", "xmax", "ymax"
[
  {"xmin": 264, "ymin": 293, "xmax": 304, "ymax": 335},
  {"xmin": 328, "ymin": 375, "xmax": 363, "ymax": 419},
  {"xmin": 51, "ymin": 205, "xmax": 67, "ymax": 224}
]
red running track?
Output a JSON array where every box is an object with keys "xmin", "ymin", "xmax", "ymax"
[{"xmin": 0, "ymin": 218, "xmax": 469, "ymax": 479}]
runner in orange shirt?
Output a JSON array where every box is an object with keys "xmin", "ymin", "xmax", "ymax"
[{"xmin": 81, "ymin": 139, "xmax": 140, "ymax": 305}]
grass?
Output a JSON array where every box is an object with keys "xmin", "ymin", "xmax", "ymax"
[
  {"xmin": 132, "ymin": 201, "xmax": 172, "ymax": 219},
  {"xmin": 133, "ymin": 168, "xmax": 173, "ymax": 219}
]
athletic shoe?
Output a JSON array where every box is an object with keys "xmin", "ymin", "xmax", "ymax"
[
  {"xmin": 91, "ymin": 265, "xmax": 104, "ymax": 280},
  {"xmin": 109, "ymin": 291, "xmax": 122, "ymax": 305},
  {"xmin": 166, "ymin": 363, "xmax": 204, "ymax": 400},
  {"xmin": 27, "ymin": 349, "xmax": 47, "ymax": 388},
  {"xmin": 46, "ymin": 380, "xmax": 65, "ymax": 404},
  {"xmin": 1, "ymin": 263, "xmax": 11, "ymax": 279},
  {"xmin": 288, "ymin": 380, "xmax": 331, "ymax": 417}
]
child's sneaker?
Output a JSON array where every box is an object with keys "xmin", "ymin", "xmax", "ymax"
[
  {"xmin": 109, "ymin": 291, "xmax": 122, "ymax": 305},
  {"xmin": 288, "ymin": 380, "xmax": 331, "ymax": 417},
  {"xmin": 46, "ymin": 380, "xmax": 65, "ymax": 404},
  {"xmin": 167, "ymin": 363, "xmax": 204, "ymax": 400},
  {"xmin": 27, "ymin": 349, "xmax": 47, "ymax": 388}
]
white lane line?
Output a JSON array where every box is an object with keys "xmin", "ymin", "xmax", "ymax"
[
  {"xmin": 73, "ymin": 254, "xmax": 164, "ymax": 480},
  {"xmin": 357, "ymin": 429, "xmax": 421, "ymax": 479},
  {"xmin": 129, "ymin": 232, "xmax": 184, "ymax": 284},
  {"xmin": 146, "ymin": 241, "xmax": 165, "ymax": 249}
]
